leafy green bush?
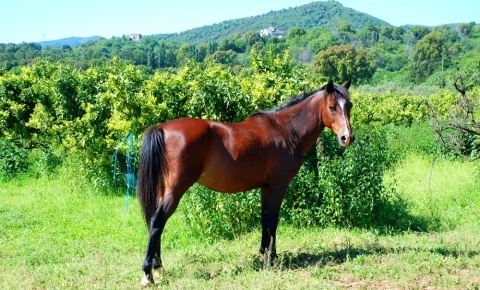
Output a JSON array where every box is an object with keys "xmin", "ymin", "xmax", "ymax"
[
  {"xmin": 27, "ymin": 149, "xmax": 63, "ymax": 178},
  {"xmin": 0, "ymin": 139, "xmax": 29, "ymax": 178},
  {"xmin": 284, "ymin": 127, "xmax": 398, "ymax": 228},
  {"xmin": 180, "ymin": 186, "xmax": 260, "ymax": 241},
  {"xmin": 350, "ymin": 91, "xmax": 429, "ymax": 127}
]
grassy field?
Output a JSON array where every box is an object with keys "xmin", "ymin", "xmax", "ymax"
[{"xmin": 1, "ymin": 153, "xmax": 480, "ymax": 289}]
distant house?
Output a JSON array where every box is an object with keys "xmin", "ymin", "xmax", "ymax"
[
  {"xmin": 125, "ymin": 34, "xmax": 142, "ymax": 41},
  {"xmin": 259, "ymin": 27, "xmax": 285, "ymax": 38}
]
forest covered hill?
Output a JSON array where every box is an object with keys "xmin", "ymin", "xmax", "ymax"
[{"xmin": 151, "ymin": 1, "xmax": 390, "ymax": 44}]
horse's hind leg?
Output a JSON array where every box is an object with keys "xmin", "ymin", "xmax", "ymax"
[
  {"xmin": 152, "ymin": 250, "xmax": 162, "ymax": 270},
  {"xmin": 152, "ymin": 244, "xmax": 163, "ymax": 279},
  {"xmin": 141, "ymin": 192, "xmax": 181, "ymax": 286}
]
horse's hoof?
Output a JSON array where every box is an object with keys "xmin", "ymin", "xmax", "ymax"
[
  {"xmin": 140, "ymin": 273, "xmax": 154, "ymax": 287},
  {"xmin": 153, "ymin": 267, "xmax": 164, "ymax": 279}
]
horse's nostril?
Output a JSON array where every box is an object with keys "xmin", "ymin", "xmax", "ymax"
[{"xmin": 341, "ymin": 136, "xmax": 347, "ymax": 143}]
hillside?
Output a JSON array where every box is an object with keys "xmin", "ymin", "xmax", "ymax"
[
  {"xmin": 152, "ymin": 1, "xmax": 390, "ymax": 44},
  {"xmin": 37, "ymin": 36, "xmax": 103, "ymax": 48}
]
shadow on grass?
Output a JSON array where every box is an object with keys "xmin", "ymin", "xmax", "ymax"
[
  {"xmin": 252, "ymin": 246, "xmax": 480, "ymax": 271},
  {"xmin": 368, "ymin": 190, "xmax": 433, "ymax": 234},
  {"xmin": 251, "ymin": 247, "xmax": 388, "ymax": 271}
]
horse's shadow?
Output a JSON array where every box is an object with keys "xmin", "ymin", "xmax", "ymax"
[{"xmin": 252, "ymin": 245, "xmax": 480, "ymax": 271}]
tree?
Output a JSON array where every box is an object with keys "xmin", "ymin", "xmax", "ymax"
[
  {"xmin": 336, "ymin": 22, "xmax": 355, "ymax": 42},
  {"xmin": 204, "ymin": 50, "xmax": 237, "ymax": 65},
  {"xmin": 154, "ymin": 44, "xmax": 167, "ymax": 68},
  {"xmin": 218, "ymin": 37, "xmax": 245, "ymax": 53},
  {"xmin": 380, "ymin": 26, "xmax": 394, "ymax": 40},
  {"xmin": 207, "ymin": 41, "xmax": 218, "ymax": 55},
  {"xmin": 313, "ymin": 45, "xmax": 376, "ymax": 84},
  {"xmin": 196, "ymin": 43, "xmax": 209, "ymax": 62},
  {"xmin": 337, "ymin": 22, "xmax": 354, "ymax": 33},
  {"xmin": 176, "ymin": 44, "xmax": 197, "ymax": 66},
  {"xmin": 458, "ymin": 22, "xmax": 475, "ymax": 37},
  {"xmin": 392, "ymin": 27, "xmax": 405, "ymax": 40},
  {"xmin": 164, "ymin": 48, "xmax": 177, "ymax": 67},
  {"xmin": 409, "ymin": 31, "xmax": 447, "ymax": 83},
  {"xmin": 287, "ymin": 27, "xmax": 306, "ymax": 39},
  {"xmin": 429, "ymin": 69, "xmax": 480, "ymax": 160},
  {"xmin": 244, "ymin": 31, "xmax": 262, "ymax": 47},
  {"xmin": 308, "ymin": 29, "xmax": 340, "ymax": 54},
  {"xmin": 359, "ymin": 24, "xmax": 380, "ymax": 46},
  {"xmin": 61, "ymin": 45, "xmax": 72, "ymax": 53},
  {"xmin": 410, "ymin": 25, "xmax": 430, "ymax": 40}
]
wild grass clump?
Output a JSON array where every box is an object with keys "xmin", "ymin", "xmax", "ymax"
[{"xmin": 385, "ymin": 121, "xmax": 438, "ymax": 158}]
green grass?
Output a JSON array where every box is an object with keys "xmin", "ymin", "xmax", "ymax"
[
  {"xmin": 385, "ymin": 153, "xmax": 480, "ymax": 232},
  {"xmin": 1, "ymin": 154, "xmax": 480, "ymax": 289}
]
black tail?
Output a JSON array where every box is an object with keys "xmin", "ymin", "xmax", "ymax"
[{"xmin": 138, "ymin": 126, "xmax": 167, "ymax": 229}]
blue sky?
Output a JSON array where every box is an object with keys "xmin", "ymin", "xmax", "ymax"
[{"xmin": 1, "ymin": 0, "xmax": 479, "ymax": 44}]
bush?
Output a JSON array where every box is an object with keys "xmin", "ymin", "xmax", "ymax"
[
  {"xmin": 350, "ymin": 91, "xmax": 429, "ymax": 127},
  {"xmin": 0, "ymin": 139, "xmax": 29, "ymax": 178},
  {"xmin": 27, "ymin": 149, "xmax": 63, "ymax": 178},
  {"xmin": 181, "ymin": 185, "xmax": 260, "ymax": 241},
  {"xmin": 283, "ymin": 127, "xmax": 398, "ymax": 228}
]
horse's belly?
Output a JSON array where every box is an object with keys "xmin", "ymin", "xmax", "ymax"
[{"xmin": 197, "ymin": 168, "xmax": 264, "ymax": 193}]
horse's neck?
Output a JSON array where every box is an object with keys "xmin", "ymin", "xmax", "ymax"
[{"xmin": 275, "ymin": 91, "xmax": 326, "ymax": 154}]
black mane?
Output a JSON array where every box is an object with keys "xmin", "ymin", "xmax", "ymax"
[{"xmin": 248, "ymin": 84, "xmax": 348, "ymax": 118}]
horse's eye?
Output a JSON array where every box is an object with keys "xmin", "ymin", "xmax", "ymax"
[{"xmin": 329, "ymin": 105, "xmax": 336, "ymax": 111}]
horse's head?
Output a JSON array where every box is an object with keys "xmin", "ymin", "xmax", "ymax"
[{"xmin": 322, "ymin": 80, "xmax": 354, "ymax": 147}]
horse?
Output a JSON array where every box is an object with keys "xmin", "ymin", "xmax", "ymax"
[{"xmin": 138, "ymin": 80, "xmax": 354, "ymax": 286}]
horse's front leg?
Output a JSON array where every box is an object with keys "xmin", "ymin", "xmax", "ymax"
[{"xmin": 259, "ymin": 184, "xmax": 288, "ymax": 263}]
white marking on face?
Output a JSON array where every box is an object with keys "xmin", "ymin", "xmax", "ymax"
[{"xmin": 337, "ymin": 98, "xmax": 350, "ymax": 137}]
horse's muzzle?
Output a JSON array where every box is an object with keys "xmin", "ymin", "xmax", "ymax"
[{"xmin": 340, "ymin": 134, "xmax": 355, "ymax": 147}]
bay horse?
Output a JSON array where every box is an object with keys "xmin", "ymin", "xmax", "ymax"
[{"xmin": 138, "ymin": 80, "xmax": 354, "ymax": 286}]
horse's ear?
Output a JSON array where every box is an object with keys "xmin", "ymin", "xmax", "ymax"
[
  {"xmin": 326, "ymin": 80, "xmax": 335, "ymax": 93},
  {"xmin": 343, "ymin": 79, "xmax": 351, "ymax": 90}
]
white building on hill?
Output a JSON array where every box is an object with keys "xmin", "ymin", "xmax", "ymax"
[
  {"xmin": 125, "ymin": 34, "xmax": 142, "ymax": 41},
  {"xmin": 259, "ymin": 27, "xmax": 285, "ymax": 38}
]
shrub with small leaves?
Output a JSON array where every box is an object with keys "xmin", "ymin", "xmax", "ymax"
[
  {"xmin": 0, "ymin": 139, "xmax": 29, "ymax": 178},
  {"xmin": 283, "ymin": 126, "xmax": 398, "ymax": 228},
  {"xmin": 180, "ymin": 185, "xmax": 260, "ymax": 241}
]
